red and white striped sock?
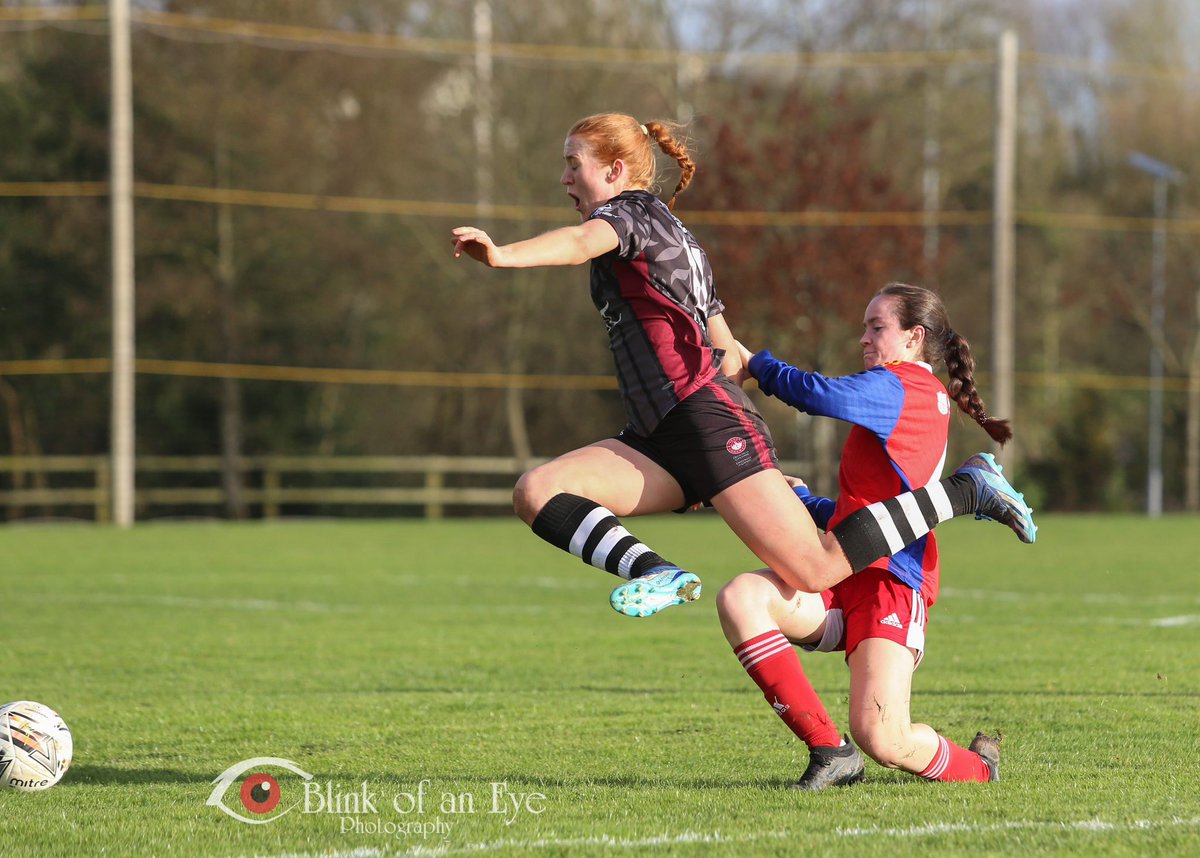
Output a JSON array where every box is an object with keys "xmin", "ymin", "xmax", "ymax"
[
  {"xmin": 733, "ymin": 630, "xmax": 841, "ymax": 748},
  {"xmin": 917, "ymin": 735, "xmax": 991, "ymax": 782}
]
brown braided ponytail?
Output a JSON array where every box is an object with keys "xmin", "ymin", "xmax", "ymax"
[
  {"xmin": 567, "ymin": 114, "xmax": 695, "ymax": 209},
  {"xmin": 877, "ymin": 283, "xmax": 1013, "ymax": 446}
]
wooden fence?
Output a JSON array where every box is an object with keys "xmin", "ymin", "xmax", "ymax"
[
  {"xmin": 0, "ymin": 455, "xmax": 546, "ymax": 522},
  {"xmin": 0, "ymin": 455, "xmax": 813, "ymax": 523}
]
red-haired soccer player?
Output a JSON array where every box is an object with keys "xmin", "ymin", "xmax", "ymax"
[{"xmin": 452, "ymin": 113, "xmax": 1035, "ymax": 620}]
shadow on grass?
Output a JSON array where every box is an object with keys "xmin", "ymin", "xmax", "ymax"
[
  {"xmin": 373, "ymin": 686, "xmax": 705, "ymax": 697},
  {"xmin": 64, "ymin": 765, "xmax": 208, "ymax": 786},
  {"xmin": 914, "ymin": 688, "xmax": 1200, "ymax": 699},
  {"xmin": 389, "ymin": 770, "xmax": 785, "ymax": 791},
  {"xmin": 395, "ymin": 769, "xmax": 987, "ymax": 792},
  {"xmin": 375, "ymin": 685, "xmax": 1200, "ymax": 699}
]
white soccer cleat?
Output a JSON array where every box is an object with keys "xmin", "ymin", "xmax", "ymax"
[{"xmin": 609, "ymin": 566, "xmax": 701, "ymax": 618}]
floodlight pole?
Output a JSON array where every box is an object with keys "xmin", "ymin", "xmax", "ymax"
[
  {"xmin": 991, "ymin": 31, "xmax": 1018, "ymax": 458},
  {"xmin": 109, "ymin": 0, "xmax": 135, "ymax": 527},
  {"xmin": 473, "ymin": 0, "xmax": 492, "ymax": 215},
  {"xmin": 1148, "ymin": 178, "xmax": 1167, "ymax": 518},
  {"xmin": 1128, "ymin": 152, "xmax": 1183, "ymax": 518},
  {"xmin": 921, "ymin": 0, "xmax": 944, "ymax": 279}
]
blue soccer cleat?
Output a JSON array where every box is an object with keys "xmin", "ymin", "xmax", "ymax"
[
  {"xmin": 609, "ymin": 566, "xmax": 702, "ymax": 618},
  {"xmin": 955, "ymin": 452, "xmax": 1038, "ymax": 544}
]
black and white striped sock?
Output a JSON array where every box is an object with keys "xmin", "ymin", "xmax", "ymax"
[
  {"xmin": 831, "ymin": 474, "xmax": 976, "ymax": 572},
  {"xmin": 531, "ymin": 493, "xmax": 670, "ymax": 580}
]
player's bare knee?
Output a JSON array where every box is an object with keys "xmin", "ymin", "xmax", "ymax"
[
  {"xmin": 715, "ymin": 577, "xmax": 746, "ymax": 623},
  {"xmin": 716, "ymin": 573, "xmax": 771, "ymax": 619},
  {"xmin": 513, "ymin": 465, "xmax": 556, "ymax": 524},
  {"xmin": 511, "ymin": 475, "xmax": 533, "ymax": 522},
  {"xmin": 849, "ymin": 725, "xmax": 892, "ymax": 768},
  {"xmin": 850, "ymin": 721, "xmax": 910, "ymax": 769},
  {"xmin": 715, "ymin": 575, "xmax": 776, "ymax": 642}
]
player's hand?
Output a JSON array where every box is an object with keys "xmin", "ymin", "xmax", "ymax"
[
  {"xmin": 783, "ymin": 474, "xmax": 807, "ymax": 489},
  {"xmin": 716, "ymin": 339, "xmax": 745, "ymax": 387},
  {"xmin": 451, "ymin": 226, "xmax": 504, "ymax": 267},
  {"xmin": 734, "ymin": 339, "xmax": 756, "ymax": 371}
]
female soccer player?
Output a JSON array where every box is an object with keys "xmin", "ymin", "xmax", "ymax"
[
  {"xmin": 450, "ymin": 113, "xmax": 1035, "ymax": 618},
  {"xmin": 718, "ymin": 283, "xmax": 1009, "ymax": 789}
]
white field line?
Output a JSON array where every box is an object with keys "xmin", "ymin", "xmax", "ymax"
[
  {"xmin": 528, "ymin": 576, "xmax": 594, "ymax": 590},
  {"xmin": 836, "ymin": 816, "xmax": 1200, "ymax": 838},
  {"xmin": 1149, "ymin": 615, "xmax": 1200, "ymax": 627},
  {"xmin": 938, "ymin": 587, "xmax": 1200, "ymax": 627},
  {"xmin": 244, "ymin": 816, "xmax": 1200, "ymax": 858},
  {"xmin": 940, "ymin": 587, "xmax": 1200, "ymax": 607},
  {"xmin": 402, "ymin": 829, "xmax": 787, "ymax": 856},
  {"xmin": 9, "ymin": 591, "xmax": 374, "ymax": 614},
  {"xmin": 939, "ymin": 587, "xmax": 1028, "ymax": 602},
  {"xmin": 936, "ymin": 613, "xmax": 1200, "ymax": 627},
  {"xmin": 245, "ymin": 830, "xmax": 786, "ymax": 858},
  {"xmin": 10, "ymin": 588, "xmax": 1197, "ymax": 624},
  {"xmin": 9, "ymin": 588, "xmax": 567, "ymax": 616}
]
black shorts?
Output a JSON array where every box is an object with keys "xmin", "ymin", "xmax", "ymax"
[{"xmin": 616, "ymin": 375, "xmax": 779, "ymax": 508}]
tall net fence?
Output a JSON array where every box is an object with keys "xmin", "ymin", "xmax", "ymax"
[{"xmin": 2, "ymin": 0, "xmax": 1199, "ymax": 518}]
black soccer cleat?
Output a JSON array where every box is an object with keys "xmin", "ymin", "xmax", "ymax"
[
  {"xmin": 789, "ymin": 734, "xmax": 866, "ymax": 791},
  {"xmin": 968, "ymin": 731, "xmax": 1001, "ymax": 782}
]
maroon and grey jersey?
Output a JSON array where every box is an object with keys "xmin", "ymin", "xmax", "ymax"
[{"xmin": 588, "ymin": 190, "xmax": 725, "ymax": 435}]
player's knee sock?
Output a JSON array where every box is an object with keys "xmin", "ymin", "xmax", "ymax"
[
  {"xmin": 916, "ymin": 734, "xmax": 991, "ymax": 782},
  {"xmin": 830, "ymin": 474, "xmax": 977, "ymax": 572},
  {"xmin": 733, "ymin": 630, "xmax": 841, "ymax": 748},
  {"xmin": 530, "ymin": 493, "xmax": 670, "ymax": 580}
]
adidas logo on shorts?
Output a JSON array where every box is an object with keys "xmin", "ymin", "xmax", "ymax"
[{"xmin": 880, "ymin": 612, "xmax": 904, "ymax": 629}]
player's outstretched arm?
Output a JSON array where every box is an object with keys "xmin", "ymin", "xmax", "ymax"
[{"xmin": 451, "ymin": 220, "xmax": 618, "ymax": 269}]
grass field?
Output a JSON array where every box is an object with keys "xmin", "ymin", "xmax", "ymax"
[{"xmin": 1, "ymin": 513, "xmax": 1198, "ymax": 856}]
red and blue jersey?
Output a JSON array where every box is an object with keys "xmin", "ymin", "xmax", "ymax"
[{"xmin": 748, "ymin": 351, "xmax": 951, "ymax": 603}]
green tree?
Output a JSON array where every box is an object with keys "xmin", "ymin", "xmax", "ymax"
[{"xmin": 0, "ymin": 27, "xmax": 110, "ymax": 459}]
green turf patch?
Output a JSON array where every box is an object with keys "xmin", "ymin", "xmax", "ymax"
[{"xmin": 1, "ymin": 514, "xmax": 1197, "ymax": 856}]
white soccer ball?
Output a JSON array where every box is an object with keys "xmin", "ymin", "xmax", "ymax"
[{"xmin": 0, "ymin": 701, "xmax": 73, "ymax": 791}]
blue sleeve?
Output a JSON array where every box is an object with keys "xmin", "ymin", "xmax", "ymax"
[
  {"xmin": 793, "ymin": 484, "xmax": 836, "ymax": 530},
  {"xmin": 748, "ymin": 350, "xmax": 906, "ymax": 440}
]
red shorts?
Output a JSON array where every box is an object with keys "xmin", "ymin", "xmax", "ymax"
[{"xmin": 799, "ymin": 567, "xmax": 930, "ymax": 668}]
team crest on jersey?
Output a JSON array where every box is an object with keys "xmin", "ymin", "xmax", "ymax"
[
  {"xmin": 726, "ymin": 437, "xmax": 747, "ymax": 455},
  {"xmin": 937, "ymin": 391, "xmax": 950, "ymax": 415}
]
